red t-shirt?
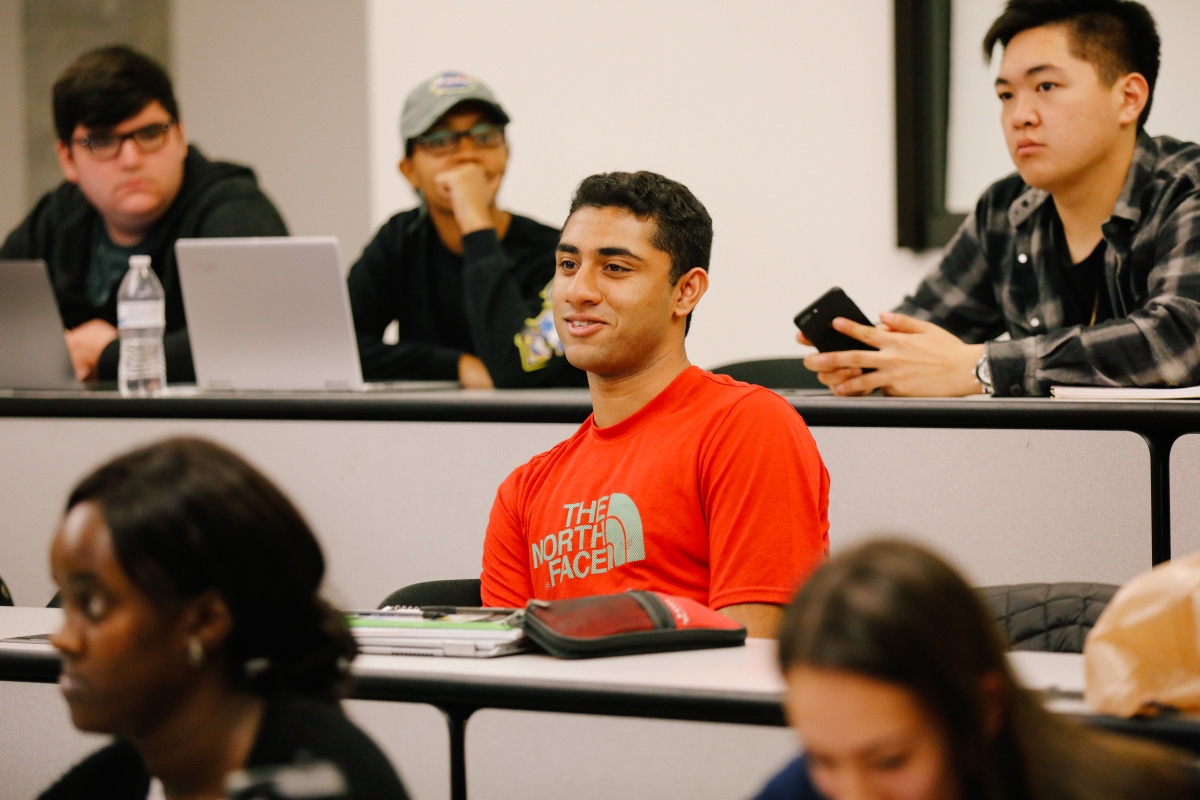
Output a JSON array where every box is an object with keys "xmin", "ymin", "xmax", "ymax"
[{"xmin": 481, "ymin": 367, "xmax": 830, "ymax": 609}]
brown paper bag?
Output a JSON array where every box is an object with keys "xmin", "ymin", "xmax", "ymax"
[{"xmin": 1084, "ymin": 551, "xmax": 1200, "ymax": 717}]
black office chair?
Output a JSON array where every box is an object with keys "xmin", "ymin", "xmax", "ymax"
[
  {"xmin": 710, "ymin": 358, "xmax": 825, "ymax": 390},
  {"xmin": 0, "ymin": 574, "xmax": 12, "ymax": 606},
  {"xmin": 978, "ymin": 583, "xmax": 1200, "ymax": 756},
  {"xmin": 978, "ymin": 582, "xmax": 1118, "ymax": 653},
  {"xmin": 47, "ymin": 592, "xmax": 61, "ymax": 608},
  {"xmin": 378, "ymin": 578, "xmax": 483, "ymax": 609}
]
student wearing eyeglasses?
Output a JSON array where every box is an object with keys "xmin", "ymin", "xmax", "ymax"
[
  {"xmin": 347, "ymin": 72, "xmax": 587, "ymax": 388},
  {"xmin": 0, "ymin": 46, "xmax": 288, "ymax": 385}
]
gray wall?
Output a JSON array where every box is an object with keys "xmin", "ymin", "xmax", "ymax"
[
  {"xmin": 5, "ymin": 0, "xmax": 370, "ymax": 266},
  {"xmin": 21, "ymin": 0, "xmax": 170, "ymax": 207},
  {"xmin": 0, "ymin": 0, "xmax": 26, "ymax": 236},
  {"xmin": 171, "ymin": 0, "xmax": 371, "ymax": 266}
]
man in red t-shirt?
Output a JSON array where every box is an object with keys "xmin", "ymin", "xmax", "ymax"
[{"xmin": 481, "ymin": 171, "xmax": 829, "ymax": 636}]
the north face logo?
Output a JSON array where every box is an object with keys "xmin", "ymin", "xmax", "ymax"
[
  {"xmin": 604, "ymin": 493, "xmax": 644, "ymax": 566},
  {"xmin": 532, "ymin": 493, "xmax": 645, "ymax": 588}
]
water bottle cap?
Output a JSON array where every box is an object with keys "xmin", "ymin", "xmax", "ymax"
[{"xmin": 128, "ymin": 255, "xmax": 152, "ymax": 270}]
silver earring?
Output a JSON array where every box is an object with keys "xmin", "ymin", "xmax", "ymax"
[{"xmin": 186, "ymin": 638, "xmax": 205, "ymax": 669}]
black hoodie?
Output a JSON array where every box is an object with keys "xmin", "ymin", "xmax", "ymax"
[
  {"xmin": 1, "ymin": 145, "xmax": 288, "ymax": 382},
  {"xmin": 347, "ymin": 207, "xmax": 588, "ymax": 388}
]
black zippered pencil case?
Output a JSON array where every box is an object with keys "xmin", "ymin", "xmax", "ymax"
[{"xmin": 517, "ymin": 590, "xmax": 746, "ymax": 659}]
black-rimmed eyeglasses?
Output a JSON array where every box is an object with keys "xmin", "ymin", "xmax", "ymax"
[
  {"xmin": 414, "ymin": 123, "xmax": 505, "ymax": 157},
  {"xmin": 72, "ymin": 121, "xmax": 175, "ymax": 161}
]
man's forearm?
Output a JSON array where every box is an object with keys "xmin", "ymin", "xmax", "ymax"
[
  {"xmin": 986, "ymin": 301, "xmax": 1200, "ymax": 396},
  {"xmin": 718, "ymin": 603, "xmax": 784, "ymax": 639}
]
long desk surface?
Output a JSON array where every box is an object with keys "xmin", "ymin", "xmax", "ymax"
[
  {"xmin": 0, "ymin": 608, "xmax": 1087, "ymax": 722},
  {"xmin": 5, "ymin": 608, "xmax": 1199, "ymax": 800},
  {"xmin": 3, "ymin": 388, "xmax": 1200, "ymax": 564},
  {"xmin": 3, "ymin": 387, "xmax": 1200, "ymax": 429}
]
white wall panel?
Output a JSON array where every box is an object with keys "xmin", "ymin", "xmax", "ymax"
[{"xmin": 366, "ymin": 0, "xmax": 942, "ymax": 370}]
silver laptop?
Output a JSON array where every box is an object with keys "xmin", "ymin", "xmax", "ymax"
[
  {"xmin": 177, "ymin": 237, "xmax": 395, "ymax": 392},
  {"xmin": 0, "ymin": 260, "xmax": 77, "ymax": 390}
]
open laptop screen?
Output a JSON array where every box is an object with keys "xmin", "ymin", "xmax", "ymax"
[
  {"xmin": 0, "ymin": 260, "xmax": 77, "ymax": 390},
  {"xmin": 176, "ymin": 237, "xmax": 365, "ymax": 392}
]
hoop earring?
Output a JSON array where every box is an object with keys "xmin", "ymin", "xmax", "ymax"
[{"xmin": 187, "ymin": 638, "xmax": 205, "ymax": 669}]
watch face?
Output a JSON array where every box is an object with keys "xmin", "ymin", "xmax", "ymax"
[{"xmin": 975, "ymin": 355, "xmax": 993, "ymax": 391}]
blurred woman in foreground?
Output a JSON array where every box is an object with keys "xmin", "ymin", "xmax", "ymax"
[
  {"xmin": 754, "ymin": 540, "xmax": 1197, "ymax": 800},
  {"xmin": 40, "ymin": 437, "xmax": 408, "ymax": 800}
]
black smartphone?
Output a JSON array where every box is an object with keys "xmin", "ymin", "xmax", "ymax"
[{"xmin": 794, "ymin": 287, "xmax": 877, "ymax": 353}]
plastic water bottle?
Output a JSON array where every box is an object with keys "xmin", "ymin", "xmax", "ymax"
[{"xmin": 117, "ymin": 255, "xmax": 167, "ymax": 397}]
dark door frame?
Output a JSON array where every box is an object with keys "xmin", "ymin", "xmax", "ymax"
[{"xmin": 895, "ymin": 0, "xmax": 967, "ymax": 250}]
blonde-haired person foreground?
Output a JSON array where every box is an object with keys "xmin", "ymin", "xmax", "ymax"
[{"xmin": 753, "ymin": 540, "xmax": 1198, "ymax": 800}]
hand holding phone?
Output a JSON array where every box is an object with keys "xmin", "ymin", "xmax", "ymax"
[{"xmin": 794, "ymin": 287, "xmax": 877, "ymax": 353}]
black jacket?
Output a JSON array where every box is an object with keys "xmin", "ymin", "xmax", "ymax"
[
  {"xmin": 0, "ymin": 145, "xmax": 288, "ymax": 383},
  {"xmin": 347, "ymin": 207, "xmax": 588, "ymax": 388},
  {"xmin": 37, "ymin": 694, "xmax": 409, "ymax": 800}
]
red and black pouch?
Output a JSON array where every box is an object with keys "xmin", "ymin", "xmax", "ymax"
[{"xmin": 517, "ymin": 590, "xmax": 747, "ymax": 659}]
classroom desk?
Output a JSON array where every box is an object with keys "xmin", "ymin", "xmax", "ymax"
[
  {"xmin": 1, "ymin": 388, "xmax": 1198, "ymax": 564},
  {"xmin": 4, "ymin": 608, "xmax": 1197, "ymax": 800}
]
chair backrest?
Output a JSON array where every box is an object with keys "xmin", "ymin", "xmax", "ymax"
[
  {"xmin": 378, "ymin": 578, "xmax": 483, "ymax": 609},
  {"xmin": 979, "ymin": 582, "xmax": 1117, "ymax": 653},
  {"xmin": 709, "ymin": 358, "xmax": 825, "ymax": 390}
]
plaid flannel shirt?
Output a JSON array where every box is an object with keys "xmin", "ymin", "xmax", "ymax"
[{"xmin": 897, "ymin": 133, "xmax": 1200, "ymax": 397}]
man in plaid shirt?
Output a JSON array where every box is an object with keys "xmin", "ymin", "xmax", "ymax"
[{"xmin": 804, "ymin": 0, "xmax": 1200, "ymax": 397}]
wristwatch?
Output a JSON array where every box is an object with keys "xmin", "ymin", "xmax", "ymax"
[{"xmin": 974, "ymin": 351, "xmax": 994, "ymax": 395}]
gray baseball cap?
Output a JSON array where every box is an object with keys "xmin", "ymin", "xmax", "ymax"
[{"xmin": 400, "ymin": 71, "xmax": 510, "ymax": 146}]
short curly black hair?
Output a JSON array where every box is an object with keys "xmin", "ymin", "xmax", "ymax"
[
  {"xmin": 984, "ymin": 0, "xmax": 1160, "ymax": 128},
  {"xmin": 567, "ymin": 171, "xmax": 713, "ymax": 286},
  {"xmin": 53, "ymin": 45, "xmax": 178, "ymax": 143}
]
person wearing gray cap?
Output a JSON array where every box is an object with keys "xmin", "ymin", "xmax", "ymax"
[{"xmin": 347, "ymin": 71, "xmax": 586, "ymax": 388}]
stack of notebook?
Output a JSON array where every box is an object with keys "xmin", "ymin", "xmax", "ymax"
[{"xmin": 347, "ymin": 607, "xmax": 529, "ymax": 658}]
